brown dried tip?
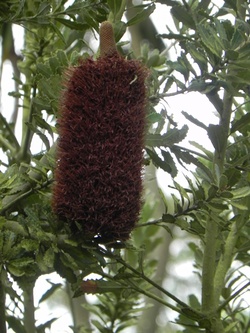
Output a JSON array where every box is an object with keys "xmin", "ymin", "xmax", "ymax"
[{"xmin": 99, "ymin": 21, "xmax": 117, "ymax": 57}]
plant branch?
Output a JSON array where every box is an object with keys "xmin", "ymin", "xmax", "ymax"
[
  {"xmin": 0, "ymin": 113, "xmax": 20, "ymax": 150},
  {"xmin": 217, "ymin": 281, "xmax": 250, "ymax": 312},
  {"xmin": 213, "ymin": 221, "xmax": 238, "ymax": 306},
  {"xmin": 201, "ymin": 217, "xmax": 218, "ymax": 314},
  {"xmin": 0, "ymin": 274, "xmax": 6, "ymax": 333},
  {"xmin": 101, "ymin": 247, "xmax": 204, "ymax": 321},
  {"xmin": 126, "ymin": 279, "xmax": 182, "ymax": 315},
  {"xmin": 213, "ymin": 199, "xmax": 249, "ymax": 307},
  {"xmin": 22, "ymin": 280, "xmax": 36, "ymax": 333},
  {"xmin": 0, "ymin": 134, "xmax": 16, "ymax": 154},
  {"xmin": 18, "ymin": 87, "xmax": 37, "ymax": 163},
  {"xmin": 135, "ymin": 202, "xmax": 200, "ymax": 228},
  {"xmin": 213, "ymin": 91, "xmax": 233, "ymax": 178}
]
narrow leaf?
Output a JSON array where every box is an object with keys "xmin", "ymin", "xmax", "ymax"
[{"xmin": 127, "ymin": 4, "xmax": 156, "ymax": 26}]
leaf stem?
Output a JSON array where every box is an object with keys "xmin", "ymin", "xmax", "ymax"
[{"xmin": 18, "ymin": 87, "xmax": 36, "ymax": 163}]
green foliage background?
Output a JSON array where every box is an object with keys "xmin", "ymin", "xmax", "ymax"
[{"xmin": 0, "ymin": 0, "xmax": 250, "ymax": 332}]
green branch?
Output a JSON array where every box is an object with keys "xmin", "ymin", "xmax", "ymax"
[
  {"xmin": 22, "ymin": 280, "xmax": 36, "ymax": 333},
  {"xmin": 18, "ymin": 87, "xmax": 37, "ymax": 163},
  {"xmin": 0, "ymin": 134, "xmax": 16, "ymax": 154},
  {"xmin": 126, "ymin": 279, "xmax": 183, "ymax": 315},
  {"xmin": 201, "ymin": 217, "xmax": 218, "ymax": 314},
  {"xmin": 0, "ymin": 113, "xmax": 20, "ymax": 151},
  {"xmin": 213, "ymin": 199, "xmax": 249, "ymax": 307},
  {"xmin": 0, "ymin": 274, "xmax": 6, "ymax": 333},
  {"xmin": 101, "ymin": 247, "xmax": 204, "ymax": 321},
  {"xmin": 201, "ymin": 88, "xmax": 233, "ymax": 332},
  {"xmin": 218, "ymin": 281, "xmax": 250, "ymax": 312}
]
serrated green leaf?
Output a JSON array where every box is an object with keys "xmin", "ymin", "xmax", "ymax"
[
  {"xmin": 207, "ymin": 185, "xmax": 218, "ymax": 200},
  {"xmin": 127, "ymin": 4, "xmax": 156, "ymax": 26},
  {"xmin": 162, "ymin": 150, "xmax": 178, "ymax": 177},
  {"xmin": 25, "ymin": 122, "xmax": 50, "ymax": 150},
  {"xmin": 146, "ymin": 148, "xmax": 172, "ymax": 173},
  {"xmin": 186, "ymin": 43, "xmax": 208, "ymax": 71},
  {"xmin": 189, "ymin": 141, "xmax": 213, "ymax": 159},
  {"xmin": 32, "ymin": 97, "xmax": 51, "ymax": 111},
  {"xmin": 231, "ymin": 186, "xmax": 250, "ymax": 199},
  {"xmin": 166, "ymin": 59, "xmax": 189, "ymax": 81},
  {"xmin": 39, "ymin": 282, "xmax": 62, "ymax": 304},
  {"xmin": 113, "ymin": 20, "xmax": 126, "ymax": 41},
  {"xmin": 33, "ymin": 114, "xmax": 54, "ymax": 138},
  {"xmin": 207, "ymin": 124, "xmax": 227, "ymax": 153},
  {"xmin": 214, "ymin": 19, "xmax": 229, "ymax": 47},
  {"xmin": 146, "ymin": 125, "xmax": 188, "ymax": 147},
  {"xmin": 107, "ymin": 0, "xmax": 124, "ymax": 19},
  {"xmin": 56, "ymin": 50, "xmax": 68, "ymax": 67},
  {"xmin": 19, "ymin": 239, "xmax": 39, "ymax": 251},
  {"xmin": 197, "ymin": 21, "xmax": 224, "ymax": 57},
  {"xmin": 36, "ymin": 63, "xmax": 51, "ymax": 78},
  {"xmin": 43, "ymin": 247, "xmax": 55, "ymax": 268},
  {"xmin": 50, "ymin": 22, "xmax": 66, "ymax": 44},
  {"xmin": 171, "ymin": 5, "xmax": 195, "ymax": 29},
  {"xmin": 229, "ymin": 201, "xmax": 248, "ymax": 210},
  {"xmin": 206, "ymin": 202, "xmax": 229, "ymax": 211},
  {"xmin": 225, "ymin": 49, "xmax": 239, "ymax": 60},
  {"xmin": 220, "ymin": 191, "xmax": 234, "ymax": 198},
  {"xmin": 54, "ymin": 254, "xmax": 77, "ymax": 283},
  {"xmin": 55, "ymin": 17, "xmax": 87, "ymax": 30},
  {"xmin": 92, "ymin": 319, "xmax": 109, "ymax": 333},
  {"xmin": 231, "ymin": 112, "xmax": 250, "ymax": 134},
  {"xmin": 146, "ymin": 112, "xmax": 163, "ymax": 124},
  {"xmin": 37, "ymin": 74, "xmax": 61, "ymax": 101},
  {"xmin": 176, "ymin": 218, "xmax": 189, "ymax": 231},
  {"xmin": 162, "ymin": 213, "xmax": 176, "ymax": 223},
  {"xmin": 230, "ymin": 28, "xmax": 245, "ymax": 50},
  {"xmin": 182, "ymin": 111, "xmax": 207, "ymax": 130},
  {"xmin": 49, "ymin": 56, "xmax": 60, "ymax": 74},
  {"xmin": 6, "ymin": 315, "xmax": 26, "ymax": 333},
  {"xmin": 10, "ymin": 257, "xmax": 34, "ymax": 268},
  {"xmin": 0, "ymin": 219, "xmax": 27, "ymax": 236},
  {"xmin": 219, "ymin": 174, "xmax": 228, "ymax": 189}
]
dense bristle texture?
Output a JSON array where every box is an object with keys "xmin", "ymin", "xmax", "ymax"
[
  {"xmin": 99, "ymin": 21, "xmax": 117, "ymax": 57},
  {"xmin": 52, "ymin": 27, "xmax": 148, "ymax": 241}
]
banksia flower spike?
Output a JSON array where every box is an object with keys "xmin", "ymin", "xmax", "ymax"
[{"xmin": 52, "ymin": 21, "xmax": 148, "ymax": 241}]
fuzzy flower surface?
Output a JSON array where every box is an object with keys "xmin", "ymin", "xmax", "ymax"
[{"xmin": 52, "ymin": 23, "xmax": 148, "ymax": 241}]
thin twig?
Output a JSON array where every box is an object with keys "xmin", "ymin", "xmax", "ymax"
[
  {"xmin": 217, "ymin": 281, "xmax": 250, "ymax": 312},
  {"xmin": 99, "ymin": 247, "xmax": 204, "ymax": 321}
]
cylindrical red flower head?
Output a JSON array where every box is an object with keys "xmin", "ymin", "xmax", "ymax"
[{"xmin": 52, "ymin": 21, "xmax": 148, "ymax": 241}]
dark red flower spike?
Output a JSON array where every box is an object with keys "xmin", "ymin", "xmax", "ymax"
[{"xmin": 52, "ymin": 21, "xmax": 148, "ymax": 241}]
